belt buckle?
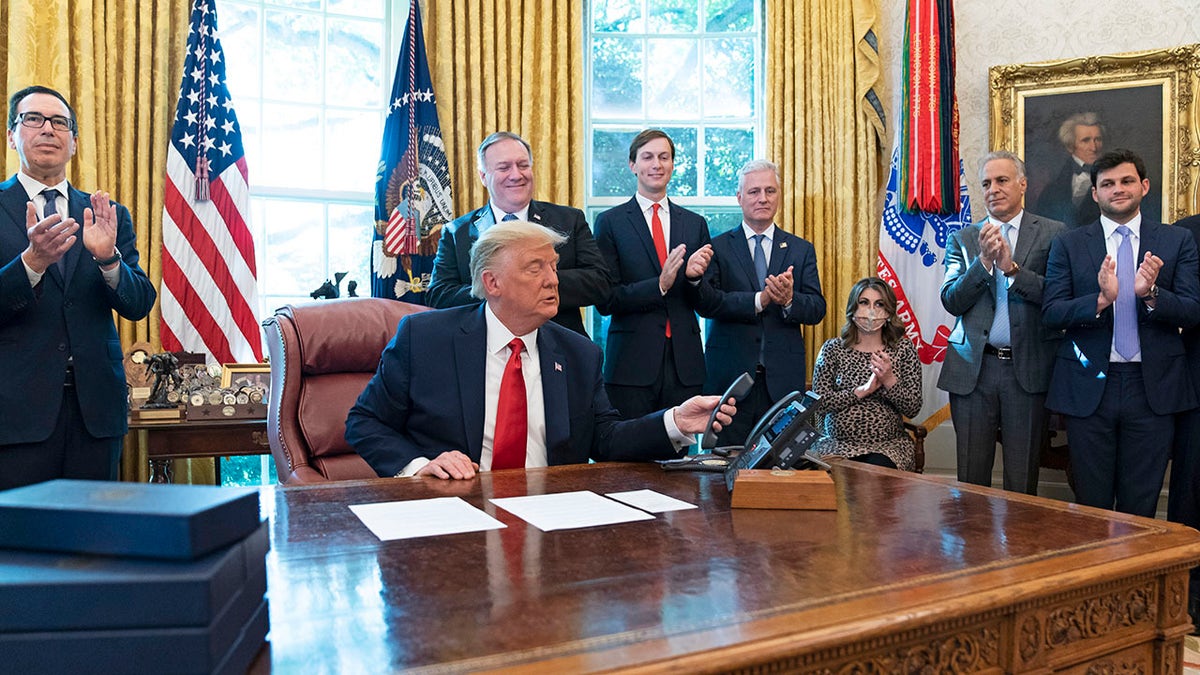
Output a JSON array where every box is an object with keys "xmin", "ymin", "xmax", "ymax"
[{"xmin": 995, "ymin": 346, "xmax": 1012, "ymax": 360}]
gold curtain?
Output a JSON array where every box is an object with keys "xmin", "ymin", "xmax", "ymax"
[
  {"xmin": 766, "ymin": 0, "xmax": 885, "ymax": 377},
  {"xmin": 2, "ymin": 0, "xmax": 193, "ymax": 482},
  {"xmin": 425, "ymin": 0, "xmax": 583, "ymax": 215}
]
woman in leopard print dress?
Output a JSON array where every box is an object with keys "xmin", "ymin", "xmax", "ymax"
[{"xmin": 809, "ymin": 277, "xmax": 922, "ymax": 471}]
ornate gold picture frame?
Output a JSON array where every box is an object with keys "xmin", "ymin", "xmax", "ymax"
[{"xmin": 989, "ymin": 44, "xmax": 1200, "ymax": 224}]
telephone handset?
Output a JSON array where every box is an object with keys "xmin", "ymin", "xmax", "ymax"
[
  {"xmin": 724, "ymin": 390, "xmax": 823, "ymax": 491},
  {"xmin": 701, "ymin": 371, "xmax": 755, "ymax": 455}
]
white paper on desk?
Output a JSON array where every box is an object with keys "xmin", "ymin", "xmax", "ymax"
[
  {"xmin": 489, "ymin": 490, "xmax": 655, "ymax": 531},
  {"xmin": 605, "ymin": 489, "xmax": 698, "ymax": 513},
  {"xmin": 349, "ymin": 497, "xmax": 505, "ymax": 541}
]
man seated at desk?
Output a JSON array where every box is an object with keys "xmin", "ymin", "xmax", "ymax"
[{"xmin": 346, "ymin": 220, "xmax": 736, "ymax": 480}]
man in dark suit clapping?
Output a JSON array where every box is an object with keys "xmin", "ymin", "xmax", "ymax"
[
  {"xmin": 427, "ymin": 131, "xmax": 609, "ymax": 336},
  {"xmin": 1043, "ymin": 148, "xmax": 1200, "ymax": 517},
  {"xmin": 593, "ymin": 130, "xmax": 713, "ymax": 419}
]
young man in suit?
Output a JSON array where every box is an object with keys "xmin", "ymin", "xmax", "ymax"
[
  {"xmin": 1043, "ymin": 148, "xmax": 1200, "ymax": 517},
  {"xmin": 345, "ymin": 220, "xmax": 735, "ymax": 480},
  {"xmin": 593, "ymin": 129, "xmax": 713, "ymax": 419},
  {"xmin": 426, "ymin": 131, "xmax": 609, "ymax": 336},
  {"xmin": 693, "ymin": 159, "xmax": 826, "ymax": 447},
  {"xmin": 939, "ymin": 151, "xmax": 1065, "ymax": 494},
  {"xmin": 0, "ymin": 85, "xmax": 156, "ymax": 489}
]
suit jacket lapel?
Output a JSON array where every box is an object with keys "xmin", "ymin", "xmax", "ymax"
[
  {"xmin": 1012, "ymin": 216, "xmax": 1036, "ymax": 266},
  {"xmin": 1138, "ymin": 220, "xmax": 1160, "ymax": 260},
  {"xmin": 455, "ymin": 307, "xmax": 489, "ymax": 455},
  {"xmin": 768, "ymin": 229, "xmax": 790, "ymax": 277},
  {"xmin": 469, "ymin": 204, "xmax": 494, "ymax": 238},
  {"xmin": 61, "ymin": 187, "xmax": 89, "ymax": 287},
  {"xmin": 727, "ymin": 229, "xmax": 758, "ymax": 288},
  {"xmin": 626, "ymin": 197, "xmax": 661, "ymax": 270},
  {"xmin": 0, "ymin": 176, "xmax": 30, "ymax": 236},
  {"xmin": 528, "ymin": 200, "xmax": 546, "ymax": 227},
  {"xmin": 1084, "ymin": 222, "xmax": 1108, "ymax": 272},
  {"xmin": 537, "ymin": 329, "xmax": 569, "ymax": 454}
]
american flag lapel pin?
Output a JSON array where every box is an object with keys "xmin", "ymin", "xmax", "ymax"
[
  {"xmin": 533, "ymin": 213, "xmax": 542, "ymax": 221},
  {"xmin": 779, "ymin": 242, "xmax": 788, "ymax": 249},
  {"xmin": 555, "ymin": 362, "xmax": 563, "ymax": 372}
]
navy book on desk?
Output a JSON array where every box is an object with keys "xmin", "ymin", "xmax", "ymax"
[
  {"xmin": 0, "ymin": 480, "xmax": 260, "ymax": 560},
  {"xmin": 0, "ymin": 522, "xmax": 268, "ymax": 632}
]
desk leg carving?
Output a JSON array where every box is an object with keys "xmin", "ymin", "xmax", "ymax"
[{"xmin": 149, "ymin": 458, "xmax": 174, "ymax": 484}]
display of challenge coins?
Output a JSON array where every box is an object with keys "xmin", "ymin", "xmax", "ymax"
[{"xmin": 180, "ymin": 364, "xmax": 270, "ymax": 421}]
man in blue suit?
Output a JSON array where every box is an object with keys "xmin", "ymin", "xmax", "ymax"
[
  {"xmin": 0, "ymin": 85, "xmax": 156, "ymax": 489},
  {"xmin": 593, "ymin": 129, "xmax": 713, "ymax": 419},
  {"xmin": 1043, "ymin": 148, "xmax": 1200, "ymax": 517},
  {"xmin": 1170, "ymin": 212, "xmax": 1200, "ymax": 631},
  {"xmin": 694, "ymin": 159, "xmax": 826, "ymax": 447},
  {"xmin": 426, "ymin": 131, "xmax": 608, "ymax": 336},
  {"xmin": 346, "ymin": 220, "xmax": 734, "ymax": 479}
]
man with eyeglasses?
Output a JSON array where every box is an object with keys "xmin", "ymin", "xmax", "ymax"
[
  {"xmin": 0, "ymin": 85, "xmax": 156, "ymax": 489},
  {"xmin": 427, "ymin": 131, "xmax": 609, "ymax": 336}
]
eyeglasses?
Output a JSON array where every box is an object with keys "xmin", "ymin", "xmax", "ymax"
[{"xmin": 14, "ymin": 111, "xmax": 75, "ymax": 133}]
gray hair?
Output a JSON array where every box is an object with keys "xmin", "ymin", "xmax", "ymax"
[
  {"xmin": 1057, "ymin": 112, "xmax": 1104, "ymax": 150},
  {"xmin": 469, "ymin": 220, "xmax": 567, "ymax": 299},
  {"xmin": 737, "ymin": 159, "xmax": 780, "ymax": 192},
  {"xmin": 477, "ymin": 131, "xmax": 533, "ymax": 174},
  {"xmin": 977, "ymin": 150, "xmax": 1026, "ymax": 182}
]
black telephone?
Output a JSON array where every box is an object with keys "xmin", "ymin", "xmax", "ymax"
[
  {"xmin": 723, "ymin": 390, "xmax": 823, "ymax": 491},
  {"xmin": 701, "ymin": 371, "xmax": 755, "ymax": 455}
]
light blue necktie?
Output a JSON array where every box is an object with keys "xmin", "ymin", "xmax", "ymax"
[
  {"xmin": 1114, "ymin": 225, "xmax": 1139, "ymax": 359},
  {"xmin": 501, "ymin": 213, "xmax": 517, "ymax": 222},
  {"xmin": 752, "ymin": 234, "xmax": 768, "ymax": 291},
  {"xmin": 988, "ymin": 223, "xmax": 1012, "ymax": 347}
]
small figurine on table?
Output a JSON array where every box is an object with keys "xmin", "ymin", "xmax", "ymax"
[{"xmin": 143, "ymin": 353, "xmax": 181, "ymax": 408}]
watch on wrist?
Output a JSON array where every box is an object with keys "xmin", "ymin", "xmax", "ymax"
[
  {"xmin": 93, "ymin": 249, "xmax": 122, "ymax": 266},
  {"xmin": 1003, "ymin": 261, "xmax": 1021, "ymax": 277},
  {"xmin": 1141, "ymin": 284, "xmax": 1159, "ymax": 301}
]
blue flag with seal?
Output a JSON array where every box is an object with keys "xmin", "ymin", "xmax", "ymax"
[{"xmin": 372, "ymin": 0, "xmax": 453, "ymax": 302}]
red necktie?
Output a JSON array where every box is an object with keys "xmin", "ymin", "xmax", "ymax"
[
  {"xmin": 651, "ymin": 203, "xmax": 671, "ymax": 337},
  {"xmin": 492, "ymin": 338, "xmax": 527, "ymax": 470}
]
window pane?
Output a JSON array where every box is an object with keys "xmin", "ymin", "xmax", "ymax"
[
  {"xmin": 660, "ymin": 126, "xmax": 698, "ymax": 196},
  {"xmin": 327, "ymin": 18, "xmax": 383, "ymax": 107},
  {"xmin": 591, "ymin": 128, "xmax": 638, "ymax": 198},
  {"xmin": 592, "ymin": 37, "xmax": 643, "ymax": 118},
  {"xmin": 236, "ymin": 99, "xmax": 263, "ymax": 183},
  {"xmin": 327, "ymin": 203, "xmax": 374, "ymax": 294},
  {"xmin": 266, "ymin": 0, "xmax": 320, "ymax": 9},
  {"xmin": 263, "ymin": 10, "xmax": 321, "ymax": 103},
  {"xmin": 261, "ymin": 200, "xmax": 327, "ymax": 297},
  {"xmin": 646, "ymin": 39, "xmax": 699, "ymax": 119},
  {"xmin": 325, "ymin": 110, "xmax": 381, "ymax": 191},
  {"xmin": 702, "ymin": 37, "xmax": 754, "ymax": 117},
  {"xmin": 647, "ymin": 0, "xmax": 698, "ymax": 32},
  {"xmin": 705, "ymin": 0, "xmax": 753, "ymax": 32},
  {"xmin": 328, "ymin": 0, "xmax": 386, "ymax": 18},
  {"xmin": 220, "ymin": 5, "xmax": 260, "ymax": 103},
  {"xmin": 259, "ymin": 104, "xmax": 321, "ymax": 187},
  {"xmin": 593, "ymin": 0, "xmax": 642, "ymax": 32},
  {"xmin": 697, "ymin": 207, "xmax": 744, "ymax": 235},
  {"xmin": 703, "ymin": 126, "xmax": 753, "ymax": 197}
]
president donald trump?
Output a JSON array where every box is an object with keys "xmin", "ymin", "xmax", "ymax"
[{"xmin": 346, "ymin": 220, "xmax": 735, "ymax": 479}]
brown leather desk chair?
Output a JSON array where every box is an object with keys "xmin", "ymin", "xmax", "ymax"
[{"xmin": 262, "ymin": 297, "xmax": 429, "ymax": 484}]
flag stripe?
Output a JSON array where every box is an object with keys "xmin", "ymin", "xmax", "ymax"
[{"xmin": 160, "ymin": 0, "xmax": 262, "ymax": 364}]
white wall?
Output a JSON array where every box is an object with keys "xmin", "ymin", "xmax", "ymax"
[{"xmin": 875, "ymin": 0, "xmax": 1200, "ymax": 500}]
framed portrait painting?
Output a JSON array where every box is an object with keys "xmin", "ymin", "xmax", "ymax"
[{"xmin": 989, "ymin": 44, "xmax": 1200, "ymax": 226}]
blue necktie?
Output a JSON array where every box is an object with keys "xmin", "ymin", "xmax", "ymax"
[
  {"xmin": 43, "ymin": 188, "xmax": 64, "ymax": 275},
  {"xmin": 988, "ymin": 223, "xmax": 1012, "ymax": 347},
  {"xmin": 1114, "ymin": 225, "xmax": 1139, "ymax": 359},
  {"xmin": 501, "ymin": 213, "xmax": 517, "ymax": 222},
  {"xmin": 752, "ymin": 234, "xmax": 768, "ymax": 290}
]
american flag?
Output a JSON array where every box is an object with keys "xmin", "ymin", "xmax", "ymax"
[
  {"xmin": 160, "ymin": 0, "xmax": 262, "ymax": 364},
  {"xmin": 372, "ymin": 0, "xmax": 453, "ymax": 303}
]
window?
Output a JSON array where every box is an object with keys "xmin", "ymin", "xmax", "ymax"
[
  {"xmin": 220, "ymin": 0, "xmax": 399, "ymax": 316},
  {"xmin": 585, "ymin": 0, "xmax": 765, "ymax": 343}
]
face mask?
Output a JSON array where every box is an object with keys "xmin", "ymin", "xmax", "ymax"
[{"xmin": 852, "ymin": 309, "xmax": 886, "ymax": 333}]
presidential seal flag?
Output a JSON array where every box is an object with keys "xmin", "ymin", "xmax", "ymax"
[
  {"xmin": 160, "ymin": 0, "xmax": 262, "ymax": 364},
  {"xmin": 373, "ymin": 0, "xmax": 453, "ymax": 303}
]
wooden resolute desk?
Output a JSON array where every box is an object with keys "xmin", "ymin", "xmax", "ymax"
[{"xmin": 255, "ymin": 462, "xmax": 1200, "ymax": 673}]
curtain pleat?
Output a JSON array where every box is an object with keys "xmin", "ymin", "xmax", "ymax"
[{"xmin": 767, "ymin": 0, "xmax": 884, "ymax": 380}]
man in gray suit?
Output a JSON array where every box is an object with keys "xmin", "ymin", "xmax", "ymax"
[{"xmin": 939, "ymin": 151, "xmax": 1065, "ymax": 494}]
